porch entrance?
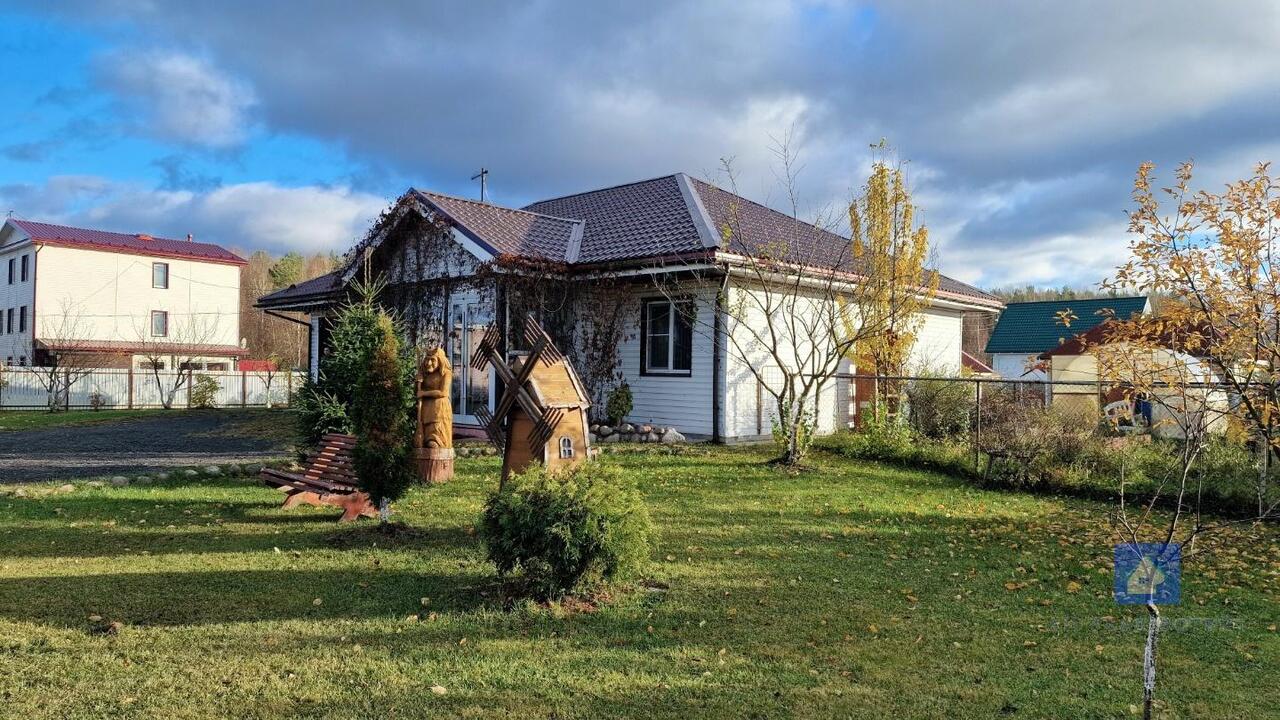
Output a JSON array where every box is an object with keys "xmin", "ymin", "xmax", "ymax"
[{"xmin": 447, "ymin": 295, "xmax": 495, "ymax": 426}]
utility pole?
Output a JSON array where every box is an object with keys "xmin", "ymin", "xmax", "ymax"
[{"xmin": 471, "ymin": 167, "xmax": 489, "ymax": 202}]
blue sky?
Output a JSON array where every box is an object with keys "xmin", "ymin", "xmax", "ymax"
[{"xmin": 3, "ymin": 1, "xmax": 1279, "ymax": 289}]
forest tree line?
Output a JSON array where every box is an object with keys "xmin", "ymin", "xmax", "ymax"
[{"xmin": 235, "ymin": 249, "xmax": 339, "ymax": 369}]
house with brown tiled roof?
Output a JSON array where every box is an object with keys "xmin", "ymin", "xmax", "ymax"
[
  {"xmin": 257, "ymin": 173, "xmax": 1002, "ymax": 441},
  {"xmin": 0, "ymin": 218, "xmax": 246, "ymax": 370}
]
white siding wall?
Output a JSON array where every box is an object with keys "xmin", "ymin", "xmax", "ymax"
[
  {"xmin": 34, "ymin": 245, "xmax": 241, "ymax": 349},
  {"xmin": 723, "ymin": 283, "xmax": 973, "ymax": 441},
  {"xmin": 616, "ymin": 285, "xmax": 718, "ymax": 436},
  {"xmin": 0, "ymin": 239, "xmax": 36, "ymax": 364},
  {"xmin": 907, "ymin": 308, "xmax": 963, "ymax": 375},
  {"xmin": 992, "ymin": 352, "xmax": 1046, "ymax": 381},
  {"xmin": 722, "ymin": 281, "xmax": 843, "ymax": 440}
]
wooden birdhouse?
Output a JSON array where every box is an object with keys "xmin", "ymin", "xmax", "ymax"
[{"xmin": 471, "ymin": 317, "xmax": 592, "ymax": 484}]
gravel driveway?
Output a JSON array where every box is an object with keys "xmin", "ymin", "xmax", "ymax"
[{"xmin": 0, "ymin": 410, "xmax": 295, "ymax": 482}]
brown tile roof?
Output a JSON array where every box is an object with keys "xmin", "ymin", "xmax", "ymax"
[
  {"xmin": 688, "ymin": 177, "xmax": 998, "ymax": 305},
  {"xmin": 261, "ymin": 173, "xmax": 1001, "ymax": 309},
  {"xmin": 523, "ymin": 175, "xmax": 708, "ymax": 263},
  {"xmin": 8, "ymin": 219, "xmax": 246, "ymax": 265},
  {"xmin": 415, "ymin": 189, "xmax": 581, "ymax": 262}
]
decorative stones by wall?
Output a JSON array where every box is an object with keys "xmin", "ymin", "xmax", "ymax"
[{"xmin": 589, "ymin": 423, "xmax": 686, "ymax": 444}]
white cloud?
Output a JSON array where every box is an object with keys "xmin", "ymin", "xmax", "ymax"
[
  {"xmin": 3, "ymin": 176, "xmax": 386, "ymax": 255},
  {"xmin": 99, "ymin": 50, "xmax": 256, "ymax": 148}
]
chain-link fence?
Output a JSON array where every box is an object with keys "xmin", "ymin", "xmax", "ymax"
[{"xmin": 828, "ymin": 372, "xmax": 1235, "ymax": 451}]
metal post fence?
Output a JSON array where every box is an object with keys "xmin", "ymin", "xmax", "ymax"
[
  {"xmin": 0, "ymin": 366, "xmax": 308, "ymax": 410},
  {"xmin": 825, "ymin": 372, "xmax": 1237, "ymax": 473}
]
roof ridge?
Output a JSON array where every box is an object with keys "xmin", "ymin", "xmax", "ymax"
[
  {"xmin": 1000, "ymin": 296, "xmax": 1147, "ymax": 306},
  {"xmin": 10, "ymin": 217, "xmax": 230, "ymax": 250},
  {"xmin": 522, "ymin": 172, "xmax": 683, "ymax": 208},
  {"xmin": 413, "ymin": 188, "xmax": 583, "ymax": 225}
]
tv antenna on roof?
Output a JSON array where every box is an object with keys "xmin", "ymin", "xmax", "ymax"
[{"xmin": 471, "ymin": 167, "xmax": 489, "ymax": 203}]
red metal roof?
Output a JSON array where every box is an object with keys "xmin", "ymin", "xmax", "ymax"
[
  {"xmin": 35, "ymin": 339, "xmax": 248, "ymax": 357},
  {"xmin": 8, "ymin": 219, "xmax": 246, "ymax": 266},
  {"xmin": 961, "ymin": 350, "xmax": 995, "ymax": 374}
]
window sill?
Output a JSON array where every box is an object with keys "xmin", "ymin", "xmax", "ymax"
[{"xmin": 640, "ymin": 370, "xmax": 692, "ymax": 378}]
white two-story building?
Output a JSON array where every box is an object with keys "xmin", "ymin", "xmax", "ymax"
[{"xmin": 0, "ymin": 218, "xmax": 246, "ymax": 369}]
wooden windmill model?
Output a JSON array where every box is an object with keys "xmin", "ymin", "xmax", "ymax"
[{"xmin": 472, "ymin": 317, "xmax": 592, "ymax": 484}]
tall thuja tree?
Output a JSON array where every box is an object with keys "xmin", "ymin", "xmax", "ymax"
[
  {"xmin": 845, "ymin": 141, "xmax": 937, "ymax": 416},
  {"xmin": 350, "ymin": 309, "xmax": 416, "ymax": 525},
  {"xmin": 295, "ymin": 279, "xmax": 387, "ymax": 446}
]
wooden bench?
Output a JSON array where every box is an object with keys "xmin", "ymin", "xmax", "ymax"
[{"xmin": 260, "ymin": 433, "xmax": 377, "ymax": 522}]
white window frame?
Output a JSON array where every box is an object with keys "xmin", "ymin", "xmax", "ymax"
[{"xmin": 642, "ymin": 298, "xmax": 692, "ymax": 376}]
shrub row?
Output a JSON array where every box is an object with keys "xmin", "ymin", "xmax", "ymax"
[{"xmin": 819, "ymin": 417, "xmax": 1273, "ymax": 517}]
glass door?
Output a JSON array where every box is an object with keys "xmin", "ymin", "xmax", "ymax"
[{"xmin": 448, "ymin": 296, "xmax": 494, "ymax": 424}]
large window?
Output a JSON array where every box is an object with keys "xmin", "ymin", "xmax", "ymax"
[
  {"xmin": 151, "ymin": 310, "xmax": 168, "ymax": 337},
  {"xmin": 641, "ymin": 298, "xmax": 693, "ymax": 375},
  {"xmin": 17, "ymin": 306, "xmax": 26, "ymax": 333},
  {"xmin": 152, "ymin": 262, "xmax": 169, "ymax": 289},
  {"xmin": 19, "ymin": 254, "xmax": 28, "ymax": 282}
]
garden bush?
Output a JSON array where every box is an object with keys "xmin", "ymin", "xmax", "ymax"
[
  {"xmin": 480, "ymin": 462, "xmax": 653, "ymax": 599},
  {"xmin": 905, "ymin": 376, "xmax": 973, "ymax": 439},
  {"xmin": 604, "ymin": 383, "xmax": 633, "ymax": 424},
  {"xmin": 190, "ymin": 374, "xmax": 219, "ymax": 409}
]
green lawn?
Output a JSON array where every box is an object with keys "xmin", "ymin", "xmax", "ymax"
[
  {"xmin": 0, "ymin": 446, "xmax": 1275, "ymax": 718},
  {"xmin": 0, "ymin": 408, "xmax": 159, "ymax": 431}
]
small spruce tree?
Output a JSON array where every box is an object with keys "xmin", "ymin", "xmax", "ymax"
[
  {"xmin": 350, "ymin": 311, "xmax": 416, "ymax": 524},
  {"xmin": 295, "ymin": 279, "xmax": 389, "ymax": 446}
]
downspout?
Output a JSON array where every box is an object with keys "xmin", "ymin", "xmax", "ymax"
[
  {"xmin": 30, "ymin": 245, "xmax": 39, "ymax": 361},
  {"xmin": 712, "ymin": 267, "xmax": 729, "ymax": 444}
]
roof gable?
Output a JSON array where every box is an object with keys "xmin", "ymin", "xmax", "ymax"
[
  {"xmin": 7, "ymin": 219, "xmax": 245, "ymax": 265},
  {"xmin": 414, "ymin": 190, "xmax": 581, "ymax": 262},
  {"xmin": 985, "ymin": 296, "xmax": 1150, "ymax": 354}
]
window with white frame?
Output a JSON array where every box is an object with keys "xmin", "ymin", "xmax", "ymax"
[
  {"xmin": 152, "ymin": 262, "xmax": 169, "ymax": 289},
  {"xmin": 559, "ymin": 436, "xmax": 574, "ymax": 459},
  {"xmin": 641, "ymin": 298, "xmax": 693, "ymax": 375}
]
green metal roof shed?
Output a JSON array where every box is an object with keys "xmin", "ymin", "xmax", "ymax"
[{"xmin": 984, "ymin": 296, "xmax": 1149, "ymax": 354}]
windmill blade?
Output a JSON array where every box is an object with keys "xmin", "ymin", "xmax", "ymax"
[
  {"xmin": 489, "ymin": 345, "xmax": 544, "ymax": 431},
  {"xmin": 528, "ymin": 407, "xmax": 564, "ymax": 451},
  {"xmin": 473, "ymin": 405, "xmax": 505, "ymax": 449},
  {"xmin": 471, "ymin": 324, "xmax": 502, "ymax": 371},
  {"xmin": 523, "ymin": 316, "xmax": 564, "ymax": 366}
]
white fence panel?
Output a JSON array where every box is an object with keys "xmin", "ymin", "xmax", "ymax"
[{"xmin": 0, "ymin": 367, "xmax": 303, "ymax": 410}]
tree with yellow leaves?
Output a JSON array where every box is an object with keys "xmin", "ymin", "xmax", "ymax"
[
  {"xmin": 1092, "ymin": 160, "xmax": 1279, "ymax": 720},
  {"xmin": 654, "ymin": 138, "xmax": 939, "ymax": 467},
  {"xmin": 846, "ymin": 141, "xmax": 938, "ymax": 414}
]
